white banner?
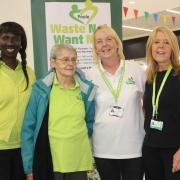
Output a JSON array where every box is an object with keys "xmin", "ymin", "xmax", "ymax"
[{"xmin": 45, "ymin": 1, "xmax": 111, "ymax": 71}]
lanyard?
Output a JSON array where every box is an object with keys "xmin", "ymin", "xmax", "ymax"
[
  {"xmin": 152, "ymin": 65, "xmax": 172, "ymax": 118},
  {"xmin": 98, "ymin": 60, "xmax": 125, "ymax": 102}
]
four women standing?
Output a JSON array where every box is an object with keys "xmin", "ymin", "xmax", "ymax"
[{"xmin": 1, "ymin": 20, "xmax": 180, "ymax": 180}]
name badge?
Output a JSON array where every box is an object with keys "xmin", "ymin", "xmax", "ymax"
[
  {"xmin": 109, "ymin": 106, "xmax": 124, "ymax": 117},
  {"xmin": 150, "ymin": 119, "xmax": 163, "ymax": 131}
]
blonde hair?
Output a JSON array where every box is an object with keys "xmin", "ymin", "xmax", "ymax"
[
  {"xmin": 146, "ymin": 26, "xmax": 180, "ymax": 83},
  {"xmin": 92, "ymin": 24, "xmax": 125, "ymax": 63}
]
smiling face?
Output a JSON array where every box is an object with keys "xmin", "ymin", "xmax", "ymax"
[
  {"xmin": 94, "ymin": 29, "xmax": 119, "ymax": 62},
  {"xmin": 0, "ymin": 32, "xmax": 21, "ymax": 59},
  {"xmin": 151, "ymin": 31, "xmax": 172, "ymax": 68},
  {"xmin": 50, "ymin": 48, "xmax": 77, "ymax": 78}
]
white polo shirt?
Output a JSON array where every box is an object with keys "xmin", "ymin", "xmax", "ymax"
[{"xmin": 85, "ymin": 60, "xmax": 146, "ymax": 159}]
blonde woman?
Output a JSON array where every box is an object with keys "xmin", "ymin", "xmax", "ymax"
[
  {"xmin": 143, "ymin": 26, "xmax": 180, "ymax": 180},
  {"xmin": 86, "ymin": 25, "xmax": 145, "ymax": 180}
]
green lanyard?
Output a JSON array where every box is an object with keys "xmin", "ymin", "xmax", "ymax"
[
  {"xmin": 152, "ymin": 65, "xmax": 172, "ymax": 119},
  {"xmin": 98, "ymin": 61, "xmax": 125, "ymax": 102}
]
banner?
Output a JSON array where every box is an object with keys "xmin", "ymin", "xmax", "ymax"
[
  {"xmin": 31, "ymin": 0, "xmax": 122, "ymax": 79},
  {"xmin": 45, "ymin": 1, "xmax": 111, "ymax": 71}
]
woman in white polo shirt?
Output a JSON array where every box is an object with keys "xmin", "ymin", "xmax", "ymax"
[{"xmin": 85, "ymin": 24, "xmax": 146, "ymax": 180}]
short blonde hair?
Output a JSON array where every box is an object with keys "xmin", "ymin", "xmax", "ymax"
[
  {"xmin": 146, "ymin": 26, "xmax": 180, "ymax": 83},
  {"xmin": 92, "ymin": 24, "xmax": 125, "ymax": 63}
]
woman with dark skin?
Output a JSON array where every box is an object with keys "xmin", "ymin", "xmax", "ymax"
[{"xmin": 0, "ymin": 22, "xmax": 35, "ymax": 180}]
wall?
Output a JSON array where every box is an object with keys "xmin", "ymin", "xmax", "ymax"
[{"xmin": 0, "ymin": 0, "xmax": 34, "ymax": 69}]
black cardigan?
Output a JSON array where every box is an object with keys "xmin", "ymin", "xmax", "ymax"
[
  {"xmin": 33, "ymin": 105, "xmax": 54, "ymax": 180},
  {"xmin": 143, "ymin": 71, "xmax": 180, "ymax": 148}
]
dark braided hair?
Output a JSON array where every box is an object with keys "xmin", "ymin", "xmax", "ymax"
[{"xmin": 0, "ymin": 22, "xmax": 29, "ymax": 89}]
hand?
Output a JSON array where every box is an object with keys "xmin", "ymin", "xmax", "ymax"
[
  {"xmin": 26, "ymin": 173, "xmax": 33, "ymax": 180},
  {"xmin": 172, "ymin": 148, "xmax": 180, "ymax": 173}
]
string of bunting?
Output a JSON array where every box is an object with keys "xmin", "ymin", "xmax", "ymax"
[{"xmin": 123, "ymin": 6, "xmax": 177, "ymax": 25}]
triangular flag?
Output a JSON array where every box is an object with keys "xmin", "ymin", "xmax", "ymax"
[
  {"xmin": 123, "ymin": 6, "xmax": 128, "ymax": 17},
  {"xmin": 133, "ymin": 9, "xmax": 139, "ymax": 19},
  {"xmin": 144, "ymin": 11, "xmax": 150, "ymax": 21},
  {"xmin": 153, "ymin": 14, "xmax": 159, "ymax": 23},
  {"xmin": 172, "ymin": 16, "xmax": 176, "ymax": 25},
  {"xmin": 162, "ymin": 15, "xmax": 168, "ymax": 24}
]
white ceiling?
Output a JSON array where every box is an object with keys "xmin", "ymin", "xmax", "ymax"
[{"xmin": 122, "ymin": 0, "xmax": 180, "ymax": 40}]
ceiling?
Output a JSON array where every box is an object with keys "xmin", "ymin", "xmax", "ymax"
[{"xmin": 122, "ymin": 0, "xmax": 180, "ymax": 40}]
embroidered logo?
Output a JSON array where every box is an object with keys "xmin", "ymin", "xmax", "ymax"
[
  {"xmin": 76, "ymin": 93, "xmax": 82, "ymax": 100},
  {"xmin": 126, "ymin": 76, "xmax": 135, "ymax": 85}
]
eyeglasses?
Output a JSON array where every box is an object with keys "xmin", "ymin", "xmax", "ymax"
[{"xmin": 55, "ymin": 57, "xmax": 78, "ymax": 64}]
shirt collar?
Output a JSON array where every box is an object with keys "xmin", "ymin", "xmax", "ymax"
[
  {"xmin": 98, "ymin": 59, "xmax": 124, "ymax": 76},
  {"xmin": 0, "ymin": 60, "xmax": 21, "ymax": 71},
  {"xmin": 53, "ymin": 74, "xmax": 79, "ymax": 89}
]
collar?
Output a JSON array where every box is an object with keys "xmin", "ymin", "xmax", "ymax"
[
  {"xmin": 98, "ymin": 59, "xmax": 124, "ymax": 76},
  {"xmin": 0, "ymin": 60, "xmax": 21, "ymax": 70},
  {"xmin": 53, "ymin": 74, "xmax": 79, "ymax": 89}
]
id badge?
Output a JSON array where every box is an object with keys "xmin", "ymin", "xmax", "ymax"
[
  {"xmin": 150, "ymin": 119, "xmax": 163, "ymax": 131},
  {"xmin": 109, "ymin": 106, "xmax": 124, "ymax": 117}
]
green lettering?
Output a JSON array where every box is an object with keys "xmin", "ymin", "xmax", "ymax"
[
  {"xmin": 88, "ymin": 24, "xmax": 96, "ymax": 33},
  {"xmin": 86, "ymin": 35, "xmax": 93, "ymax": 44}
]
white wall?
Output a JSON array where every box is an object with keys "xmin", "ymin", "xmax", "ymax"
[{"xmin": 0, "ymin": 0, "xmax": 34, "ymax": 69}]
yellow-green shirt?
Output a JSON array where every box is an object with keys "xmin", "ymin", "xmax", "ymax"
[
  {"xmin": 48, "ymin": 76, "xmax": 93, "ymax": 172},
  {"xmin": 0, "ymin": 60, "xmax": 35, "ymax": 149}
]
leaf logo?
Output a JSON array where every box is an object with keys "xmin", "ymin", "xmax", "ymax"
[{"xmin": 69, "ymin": 0, "xmax": 98, "ymax": 25}]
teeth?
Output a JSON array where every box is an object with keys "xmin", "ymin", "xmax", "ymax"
[
  {"xmin": 157, "ymin": 51, "xmax": 164, "ymax": 54},
  {"xmin": 102, "ymin": 49, "xmax": 110, "ymax": 53},
  {"xmin": 7, "ymin": 48, "xmax": 15, "ymax": 52}
]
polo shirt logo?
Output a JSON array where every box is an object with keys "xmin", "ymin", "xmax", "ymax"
[
  {"xmin": 76, "ymin": 93, "xmax": 82, "ymax": 101},
  {"xmin": 126, "ymin": 76, "xmax": 135, "ymax": 85}
]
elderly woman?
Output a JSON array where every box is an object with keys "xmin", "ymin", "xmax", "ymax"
[
  {"xmin": 21, "ymin": 44, "xmax": 96, "ymax": 180},
  {"xmin": 85, "ymin": 24, "xmax": 146, "ymax": 180},
  {"xmin": 143, "ymin": 26, "xmax": 180, "ymax": 180}
]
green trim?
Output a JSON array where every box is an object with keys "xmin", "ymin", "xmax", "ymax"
[
  {"xmin": 31, "ymin": 0, "xmax": 48, "ymax": 79},
  {"xmin": 31, "ymin": 0, "xmax": 122, "ymax": 79}
]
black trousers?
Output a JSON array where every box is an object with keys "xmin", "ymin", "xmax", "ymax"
[
  {"xmin": 94, "ymin": 157, "xmax": 143, "ymax": 180},
  {"xmin": 54, "ymin": 171, "xmax": 87, "ymax": 180},
  {"xmin": 142, "ymin": 145, "xmax": 180, "ymax": 180},
  {"xmin": 0, "ymin": 148, "xmax": 25, "ymax": 180}
]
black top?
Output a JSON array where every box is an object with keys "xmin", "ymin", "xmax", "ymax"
[{"xmin": 143, "ymin": 70, "xmax": 180, "ymax": 148}]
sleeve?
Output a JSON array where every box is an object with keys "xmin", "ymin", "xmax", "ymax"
[
  {"xmin": 21, "ymin": 88, "xmax": 38, "ymax": 174},
  {"xmin": 86, "ymin": 99, "xmax": 95, "ymax": 138},
  {"xmin": 85, "ymin": 85, "xmax": 97, "ymax": 138},
  {"xmin": 133, "ymin": 61, "xmax": 146, "ymax": 97},
  {"xmin": 27, "ymin": 66, "xmax": 36, "ymax": 84}
]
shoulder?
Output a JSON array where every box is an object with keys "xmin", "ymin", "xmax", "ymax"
[
  {"xmin": 26, "ymin": 65, "xmax": 36, "ymax": 82},
  {"xmin": 125, "ymin": 60, "xmax": 145, "ymax": 76},
  {"xmin": 125, "ymin": 60, "xmax": 144, "ymax": 70},
  {"xmin": 124, "ymin": 60, "xmax": 146, "ymax": 87},
  {"xmin": 84, "ymin": 64, "xmax": 99, "ymax": 81}
]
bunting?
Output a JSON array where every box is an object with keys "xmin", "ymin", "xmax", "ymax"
[
  {"xmin": 172, "ymin": 16, "xmax": 176, "ymax": 25},
  {"xmin": 144, "ymin": 11, "xmax": 150, "ymax": 21},
  {"xmin": 162, "ymin": 15, "xmax": 169, "ymax": 24},
  {"xmin": 122, "ymin": 6, "xmax": 177, "ymax": 25},
  {"xmin": 133, "ymin": 9, "xmax": 139, "ymax": 19},
  {"xmin": 123, "ymin": 6, "xmax": 128, "ymax": 17},
  {"xmin": 153, "ymin": 14, "xmax": 159, "ymax": 23}
]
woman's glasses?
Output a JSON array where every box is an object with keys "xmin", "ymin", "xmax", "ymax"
[{"xmin": 55, "ymin": 57, "xmax": 78, "ymax": 64}]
